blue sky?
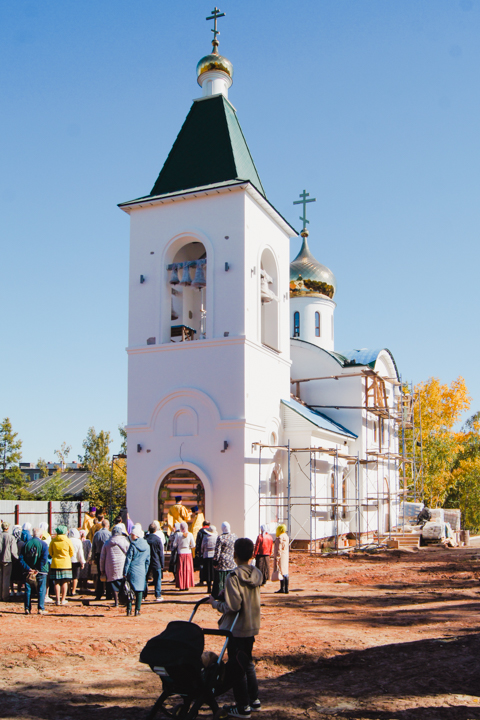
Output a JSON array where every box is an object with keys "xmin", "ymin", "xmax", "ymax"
[{"xmin": 1, "ymin": 0, "xmax": 479, "ymax": 463}]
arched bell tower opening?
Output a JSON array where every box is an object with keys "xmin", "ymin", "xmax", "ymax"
[
  {"xmin": 158, "ymin": 469, "xmax": 205, "ymax": 526},
  {"xmin": 260, "ymin": 247, "xmax": 279, "ymax": 351},
  {"xmin": 167, "ymin": 240, "xmax": 207, "ymax": 342}
]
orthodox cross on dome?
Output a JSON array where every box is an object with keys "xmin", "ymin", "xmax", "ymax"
[
  {"xmin": 293, "ymin": 189, "xmax": 316, "ymax": 231},
  {"xmin": 206, "ymin": 7, "xmax": 225, "ymax": 53}
]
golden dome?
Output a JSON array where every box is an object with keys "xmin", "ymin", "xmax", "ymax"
[
  {"xmin": 196, "ymin": 53, "xmax": 233, "ymax": 82},
  {"xmin": 290, "ymin": 233, "xmax": 336, "ymax": 299}
]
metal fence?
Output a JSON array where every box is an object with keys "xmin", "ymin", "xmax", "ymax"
[{"xmin": 0, "ymin": 500, "xmax": 89, "ymax": 533}]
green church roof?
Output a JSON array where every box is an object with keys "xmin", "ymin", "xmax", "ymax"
[{"xmin": 149, "ymin": 94, "xmax": 265, "ymax": 198}]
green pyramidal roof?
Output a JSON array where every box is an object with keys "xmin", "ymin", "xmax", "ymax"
[{"xmin": 149, "ymin": 94, "xmax": 265, "ymax": 198}]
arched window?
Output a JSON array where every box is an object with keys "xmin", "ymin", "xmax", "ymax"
[
  {"xmin": 315, "ymin": 312, "xmax": 320, "ymax": 337},
  {"xmin": 293, "ymin": 311, "xmax": 300, "ymax": 338},
  {"xmin": 260, "ymin": 249, "xmax": 279, "ymax": 350}
]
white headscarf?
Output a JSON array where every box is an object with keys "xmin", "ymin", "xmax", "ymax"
[
  {"xmin": 221, "ymin": 522, "xmax": 230, "ymax": 534},
  {"xmin": 22, "ymin": 522, "xmax": 32, "ymax": 531},
  {"xmin": 131, "ymin": 523, "xmax": 144, "ymax": 539},
  {"xmin": 68, "ymin": 528, "xmax": 80, "ymax": 539}
]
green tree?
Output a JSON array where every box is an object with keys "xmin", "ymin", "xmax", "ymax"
[
  {"xmin": 35, "ymin": 470, "xmax": 69, "ymax": 501},
  {"xmin": 0, "ymin": 418, "xmax": 30, "ymax": 499},
  {"xmin": 81, "ymin": 427, "xmax": 126, "ymax": 517},
  {"xmin": 54, "ymin": 441, "xmax": 72, "ymax": 470},
  {"xmin": 119, "ymin": 424, "xmax": 127, "ymax": 456},
  {"xmin": 79, "ymin": 427, "xmax": 111, "ymax": 476},
  {"xmin": 37, "ymin": 458, "xmax": 50, "ymax": 478},
  {"xmin": 445, "ymin": 412, "xmax": 480, "ymax": 533}
]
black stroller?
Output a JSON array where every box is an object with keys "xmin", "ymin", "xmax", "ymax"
[{"xmin": 140, "ymin": 597, "xmax": 238, "ymax": 720}]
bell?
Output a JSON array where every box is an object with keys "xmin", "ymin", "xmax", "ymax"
[
  {"xmin": 260, "ymin": 269, "xmax": 273, "ymax": 303},
  {"xmin": 191, "ymin": 260, "xmax": 206, "ymax": 288},
  {"xmin": 179, "ymin": 262, "xmax": 192, "ymax": 286},
  {"xmin": 169, "ymin": 264, "xmax": 179, "ymax": 285},
  {"xmin": 171, "ymin": 299, "xmax": 179, "ymax": 321}
]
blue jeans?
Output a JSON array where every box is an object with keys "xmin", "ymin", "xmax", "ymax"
[
  {"xmin": 25, "ymin": 573, "xmax": 47, "ymax": 612},
  {"xmin": 152, "ymin": 568, "xmax": 162, "ymax": 598}
]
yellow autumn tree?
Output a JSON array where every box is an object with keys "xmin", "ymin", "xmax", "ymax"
[
  {"xmin": 414, "ymin": 377, "xmax": 470, "ymax": 507},
  {"xmin": 447, "ymin": 413, "xmax": 480, "ymax": 532}
]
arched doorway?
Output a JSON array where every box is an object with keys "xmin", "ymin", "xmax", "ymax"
[{"xmin": 158, "ymin": 468, "xmax": 205, "ymax": 526}]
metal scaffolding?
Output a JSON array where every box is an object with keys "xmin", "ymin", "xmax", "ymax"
[{"xmin": 253, "ymin": 373, "xmax": 423, "ymax": 553}]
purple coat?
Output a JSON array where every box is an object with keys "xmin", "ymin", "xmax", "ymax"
[{"xmin": 100, "ymin": 535, "xmax": 130, "ymax": 582}]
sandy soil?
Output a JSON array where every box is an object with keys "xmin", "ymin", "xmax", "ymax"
[{"xmin": 2, "ymin": 546, "xmax": 480, "ymax": 719}]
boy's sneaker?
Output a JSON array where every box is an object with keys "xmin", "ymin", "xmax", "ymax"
[
  {"xmin": 222, "ymin": 704, "xmax": 251, "ymax": 719},
  {"xmin": 250, "ymin": 699, "xmax": 261, "ymax": 711}
]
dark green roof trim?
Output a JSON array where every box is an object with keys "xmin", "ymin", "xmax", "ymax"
[{"xmin": 149, "ymin": 94, "xmax": 266, "ymax": 198}]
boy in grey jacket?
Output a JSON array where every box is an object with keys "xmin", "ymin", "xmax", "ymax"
[{"xmin": 209, "ymin": 537, "xmax": 263, "ymax": 719}]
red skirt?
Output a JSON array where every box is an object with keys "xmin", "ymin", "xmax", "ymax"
[{"xmin": 176, "ymin": 553, "xmax": 194, "ymax": 590}]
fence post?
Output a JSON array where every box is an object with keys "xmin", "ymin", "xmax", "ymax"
[
  {"xmin": 77, "ymin": 502, "xmax": 82, "ymax": 529},
  {"xmin": 48, "ymin": 501, "xmax": 53, "ymax": 534},
  {"xmin": 15, "ymin": 504, "xmax": 20, "ymax": 525}
]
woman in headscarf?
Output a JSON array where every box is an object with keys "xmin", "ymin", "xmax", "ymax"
[
  {"xmin": 272, "ymin": 524, "xmax": 290, "ymax": 594},
  {"xmin": 253, "ymin": 525, "xmax": 273, "ymax": 585},
  {"xmin": 38, "ymin": 522, "xmax": 51, "ymax": 546},
  {"xmin": 39, "ymin": 522, "xmax": 54, "ymax": 603},
  {"xmin": 78, "ymin": 529, "xmax": 92, "ymax": 590},
  {"xmin": 21, "ymin": 522, "xmax": 33, "ymax": 544},
  {"xmin": 49, "ymin": 526, "xmax": 74, "ymax": 605},
  {"xmin": 168, "ymin": 522, "xmax": 182, "ymax": 577},
  {"xmin": 67, "ymin": 529, "xmax": 85, "ymax": 596},
  {"xmin": 212, "ymin": 522, "xmax": 237, "ymax": 599},
  {"xmin": 100, "ymin": 524, "xmax": 130, "ymax": 606},
  {"xmin": 123, "ymin": 524, "xmax": 150, "ymax": 616},
  {"xmin": 172, "ymin": 521, "xmax": 195, "ymax": 591},
  {"xmin": 10, "ymin": 526, "xmax": 25, "ymax": 596},
  {"xmin": 200, "ymin": 524, "xmax": 218, "ymax": 594}
]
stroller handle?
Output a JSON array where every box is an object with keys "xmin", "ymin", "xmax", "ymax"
[{"xmin": 188, "ymin": 595, "xmax": 211, "ymax": 622}]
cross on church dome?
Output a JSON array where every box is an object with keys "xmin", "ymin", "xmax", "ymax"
[
  {"xmin": 293, "ymin": 189, "xmax": 316, "ymax": 232},
  {"xmin": 197, "ymin": 6, "xmax": 233, "ymax": 86},
  {"xmin": 206, "ymin": 6, "xmax": 225, "ymax": 52}
]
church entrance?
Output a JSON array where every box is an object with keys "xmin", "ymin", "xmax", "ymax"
[{"xmin": 158, "ymin": 469, "xmax": 205, "ymax": 526}]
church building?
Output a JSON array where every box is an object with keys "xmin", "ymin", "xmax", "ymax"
[{"xmin": 120, "ymin": 14, "xmax": 402, "ymax": 545}]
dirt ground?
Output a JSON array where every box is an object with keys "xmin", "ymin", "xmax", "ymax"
[{"xmin": 2, "ymin": 546, "xmax": 480, "ymax": 719}]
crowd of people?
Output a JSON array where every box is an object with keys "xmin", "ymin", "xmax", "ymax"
[
  {"xmin": 0, "ymin": 499, "xmax": 291, "ymax": 719},
  {"xmin": 0, "ymin": 498, "xmax": 290, "ymax": 617}
]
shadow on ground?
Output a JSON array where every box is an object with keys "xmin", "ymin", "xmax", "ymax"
[
  {"xmin": 3, "ymin": 634, "xmax": 480, "ymax": 720},
  {"xmin": 259, "ymin": 632, "xmax": 480, "ymax": 719}
]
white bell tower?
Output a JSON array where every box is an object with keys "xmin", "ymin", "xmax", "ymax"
[{"xmin": 120, "ymin": 20, "xmax": 296, "ymax": 538}]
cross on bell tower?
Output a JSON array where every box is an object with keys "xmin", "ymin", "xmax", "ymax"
[{"xmin": 206, "ymin": 6, "xmax": 225, "ymax": 53}]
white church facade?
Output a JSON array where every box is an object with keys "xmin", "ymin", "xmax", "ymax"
[{"xmin": 120, "ymin": 24, "xmax": 401, "ymax": 546}]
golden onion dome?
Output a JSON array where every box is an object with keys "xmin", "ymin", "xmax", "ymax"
[
  {"xmin": 196, "ymin": 53, "xmax": 233, "ymax": 82},
  {"xmin": 290, "ymin": 232, "xmax": 337, "ymax": 299}
]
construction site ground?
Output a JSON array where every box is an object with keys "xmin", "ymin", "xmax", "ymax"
[{"xmin": 2, "ymin": 545, "xmax": 480, "ymax": 720}]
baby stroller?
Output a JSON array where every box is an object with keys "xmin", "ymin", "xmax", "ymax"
[{"xmin": 140, "ymin": 596, "xmax": 238, "ymax": 720}]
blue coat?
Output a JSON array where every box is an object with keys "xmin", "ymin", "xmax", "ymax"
[{"xmin": 124, "ymin": 537, "xmax": 150, "ymax": 591}]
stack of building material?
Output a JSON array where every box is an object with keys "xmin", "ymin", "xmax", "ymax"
[
  {"xmin": 399, "ymin": 501, "xmax": 424, "ymax": 522},
  {"xmin": 444, "ymin": 509, "xmax": 461, "ymax": 532}
]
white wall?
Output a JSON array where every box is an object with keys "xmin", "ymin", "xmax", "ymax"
[
  {"xmin": 125, "ymin": 185, "xmax": 294, "ymax": 537},
  {"xmin": 290, "ymin": 295, "xmax": 336, "ymax": 351}
]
